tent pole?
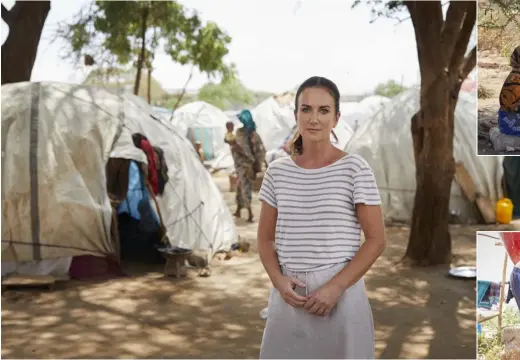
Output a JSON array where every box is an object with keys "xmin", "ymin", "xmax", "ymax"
[{"xmin": 498, "ymin": 250, "xmax": 508, "ymax": 341}]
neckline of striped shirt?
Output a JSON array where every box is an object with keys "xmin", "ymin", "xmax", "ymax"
[{"xmin": 288, "ymin": 154, "xmax": 351, "ymax": 172}]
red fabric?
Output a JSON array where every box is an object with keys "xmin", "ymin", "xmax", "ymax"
[
  {"xmin": 139, "ymin": 138, "xmax": 159, "ymax": 195},
  {"xmin": 503, "ymin": 232, "xmax": 520, "ymax": 265}
]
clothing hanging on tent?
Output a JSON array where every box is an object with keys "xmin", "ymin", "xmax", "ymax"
[
  {"xmin": 117, "ymin": 161, "xmax": 159, "ymax": 226},
  {"xmin": 153, "ymin": 146, "xmax": 169, "ymax": 196},
  {"xmin": 478, "ymin": 280, "xmax": 501, "ymax": 310},
  {"xmin": 132, "ymin": 133, "xmax": 159, "ymax": 195}
]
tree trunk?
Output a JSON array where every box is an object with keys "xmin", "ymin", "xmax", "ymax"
[
  {"xmin": 147, "ymin": 67, "xmax": 152, "ymax": 104},
  {"xmin": 1, "ymin": 1, "xmax": 51, "ymax": 85},
  {"xmin": 133, "ymin": 6, "xmax": 149, "ymax": 95},
  {"xmin": 404, "ymin": 77, "xmax": 456, "ymax": 265},
  {"xmin": 403, "ymin": 1, "xmax": 475, "ymax": 265}
]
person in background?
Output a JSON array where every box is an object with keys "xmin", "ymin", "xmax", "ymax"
[
  {"xmin": 498, "ymin": 45, "xmax": 520, "ymax": 136},
  {"xmin": 193, "ymin": 141, "xmax": 205, "ymax": 162},
  {"xmin": 229, "ymin": 109, "xmax": 266, "ymax": 223},
  {"xmin": 224, "ymin": 121, "xmax": 236, "ymax": 144}
]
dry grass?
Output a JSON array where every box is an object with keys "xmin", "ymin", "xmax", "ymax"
[{"xmin": 478, "ymin": 84, "xmax": 494, "ymax": 99}]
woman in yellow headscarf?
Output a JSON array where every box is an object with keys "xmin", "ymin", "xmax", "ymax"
[{"xmin": 498, "ymin": 45, "xmax": 520, "ymax": 136}]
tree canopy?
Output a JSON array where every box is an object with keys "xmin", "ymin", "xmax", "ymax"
[
  {"xmin": 198, "ymin": 78, "xmax": 256, "ymax": 110},
  {"xmin": 374, "ymin": 79, "xmax": 407, "ymax": 98},
  {"xmin": 56, "ymin": 1, "xmax": 234, "ymax": 93}
]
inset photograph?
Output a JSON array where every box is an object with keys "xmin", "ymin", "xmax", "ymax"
[
  {"xmin": 477, "ymin": 1, "xmax": 520, "ymax": 155},
  {"xmin": 477, "ymin": 231, "xmax": 520, "ymax": 359}
]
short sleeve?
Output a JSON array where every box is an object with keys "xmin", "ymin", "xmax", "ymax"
[
  {"xmin": 259, "ymin": 168, "xmax": 277, "ymax": 208},
  {"xmin": 353, "ymin": 161, "xmax": 382, "ymax": 206}
]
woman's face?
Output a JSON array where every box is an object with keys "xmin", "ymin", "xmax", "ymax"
[{"xmin": 295, "ymin": 87, "xmax": 340, "ymax": 144}]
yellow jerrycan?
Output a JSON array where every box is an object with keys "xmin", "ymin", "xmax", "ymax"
[{"xmin": 496, "ymin": 198, "xmax": 514, "ymax": 224}]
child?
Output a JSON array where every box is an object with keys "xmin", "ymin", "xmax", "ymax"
[{"xmin": 224, "ymin": 121, "xmax": 236, "ymax": 144}]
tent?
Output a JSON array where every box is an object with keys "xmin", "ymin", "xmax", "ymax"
[
  {"xmin": 167, "ymin": 101, "xmax": 231, "ymax": 161},
  {"xmin": 1, "ymin": 82, "xmax": 237, "ymax": 278},
  {"xmin": 252, "ymin": 95, "xmax": 296, "ymax": 152},
  {"xmin": 212, "ymin": 94, "xmax": 355, "ymax": 170},
  {"xmin": 346, "ymin": 86, "xmax": 504, "ymax": 224},
  {"xmin": 210, "ymin": 95, "xmax": 297, "ymax": 171},
  {"xmin": 343, "ymin": 96, "xmax": 390, "ymax": 132}
]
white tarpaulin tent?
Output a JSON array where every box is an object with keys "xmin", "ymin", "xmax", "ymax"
[
  {"xmin": 1, "ymin": 82, "xmax": 237, "ymax": 267},
  {"xmin": 212, "ymin": 95, "xmax": 355, "ymax": 170},
  {"xmin": 167, "ymin": 101, "xmax": 230, "ymax": 161},
  {"xmin": 211, "ymin": 95, "xmax": 296, "ymax": 171},
  {"xmin": 346, "ymin": 87, "xmax": 504, "ymax": 224},
  {"xmin": 340, "ymin": 96, "xmax": 391, "ymax": 132}
]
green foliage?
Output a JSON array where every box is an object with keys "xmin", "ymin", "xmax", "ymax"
[
  {"xmin": 162, "ymin": 93, "xmax": 198, "ymax": 109},
  {"xmin": 56, "ymin": 1, "xmax": 234, "ymax": 79},
  {"xmin": 374, "ymin": 79, "xmax": 407, "ymax": 98},
  {"xmin": 477, "ymin": 307, "xmax": 520, "ymax": 360},
  {"xmin": 478, "ymin": 332, "xmax": 503, "ymax": 360},
  {"xmin": 479, "ymin": 0, "xmax": 520, "ymax": 30},
  {"xmin": 351, "ymin": 0, "xmax": 406, "ymax": 23},
  {"xmin": 83, "ymin": 67, "xmax": 167, "ymax": 101},
  {"xmin": 198, "ymin": 78, "xmax": 256, "ymax": 110},
  {"xmin": 478, "ymin": 0, "xmax": 519, "ymax": 56}
]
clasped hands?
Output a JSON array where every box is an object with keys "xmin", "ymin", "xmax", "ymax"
[{"xmin": 274, "ymin": 275, "xmax": 344, "ymax": 317}]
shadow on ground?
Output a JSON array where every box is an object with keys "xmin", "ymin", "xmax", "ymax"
[
  {"xmin": 367, "ymin": 226, "xmax": 476, "ymax": 359},
  {"xmin": 4, "ymin": 176, "xmax": 515, "ymax": 359},
  {"xmin": 2, "ymin": 257, "xmax": 270, "ymax": 359}
]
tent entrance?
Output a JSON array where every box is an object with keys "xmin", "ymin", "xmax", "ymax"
[{"xmin": 106, "ymin": 158, "xmax": 164, "ymax": 265}]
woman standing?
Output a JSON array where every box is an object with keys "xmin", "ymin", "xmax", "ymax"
[
  {"xmin": 257, "ymin": 76, "xmax": 386, "ymax": 359},
  {"xmin": 230, "ymin": 109, "xmax": 265, "ymax": 223}
]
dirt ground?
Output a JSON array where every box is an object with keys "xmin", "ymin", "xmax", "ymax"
[
  {"xmin": 478, "ymin": 50, "xmax": 520, "ymax": 155},
  {"xmin": 2, "ymin": 175, "xmax": 520, "ymax": 359}
]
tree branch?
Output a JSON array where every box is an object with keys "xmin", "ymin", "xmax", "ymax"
[
  {"xmin": 169, "ymin": 64, "xmax": 195, "ymax": 121},
  {"xmin": 1, "ymin": 2, "xmax": 22, "ymax": 27},
  {"xmin": 1, "ymin": 3, "xmax": 10, "ymax": 25},
  {"xmin": 460, "ymin": 46, "xmax": 476, "ymax": 80},
  {"xmin": 448, "ymin": 1, "xmax": 476, "ymax": 74},
  {"xmin": 441, "ymin": 2, "xmax": 466, "ymax": 67},
  {"xmin": 405, "ymin": 1, "xmax": 444, "ymax": 77}
]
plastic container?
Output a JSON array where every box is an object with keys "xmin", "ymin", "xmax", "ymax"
[
  {"xmin": 501, "ymin": 232, "xmax": 520, "ymax": 265},
  {"xmin": 496, "ymin": 198, "xmax": 514, "ymax": 225}
]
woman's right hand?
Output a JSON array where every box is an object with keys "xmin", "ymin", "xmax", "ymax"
[{"xmin": 274, "ymin": 275, "xmax": 308, "ymax": 308}]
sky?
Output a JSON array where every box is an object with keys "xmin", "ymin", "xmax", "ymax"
[{"xmin": 1, "ymin": 0, "xmax": 476, "ymax": 95}]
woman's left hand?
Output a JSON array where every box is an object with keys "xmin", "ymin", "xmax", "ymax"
[{"xmin": 303, "ymin": 282, "xmax": 344, "ymax": 316}]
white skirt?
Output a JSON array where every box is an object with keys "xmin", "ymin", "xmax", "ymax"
[{"xmin": 259, "ymin": 263, "xmax": 375, "ymax": 359}]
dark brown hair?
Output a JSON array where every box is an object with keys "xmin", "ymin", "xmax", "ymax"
[{"xmin": 291, "ymin": 76, "xmax": 341, "ymax": 155}]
